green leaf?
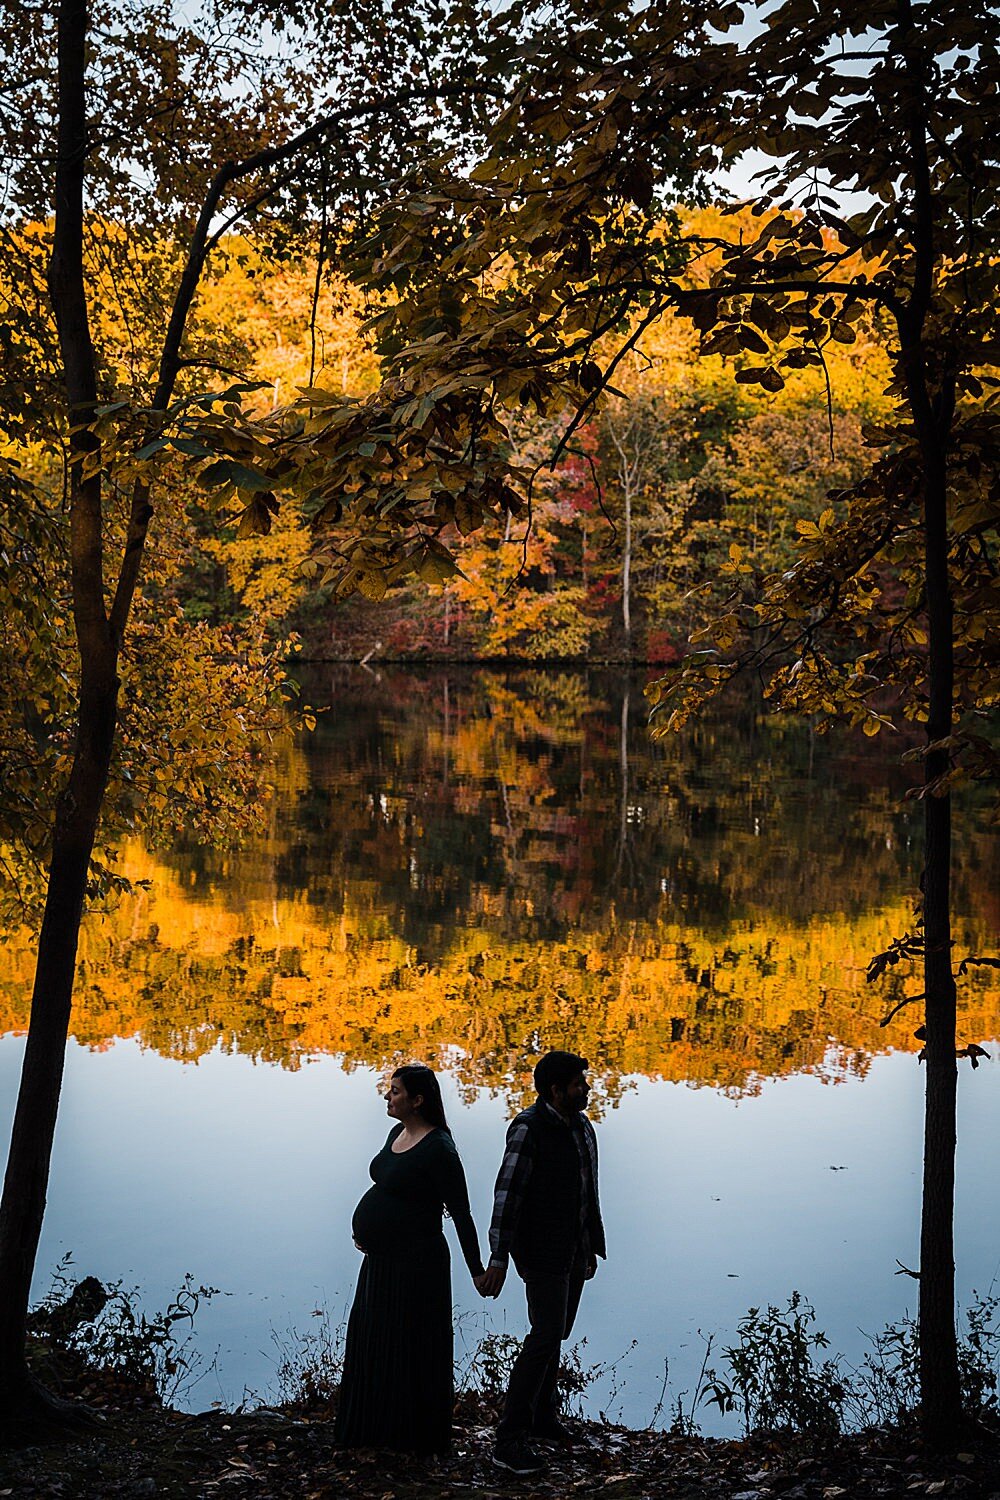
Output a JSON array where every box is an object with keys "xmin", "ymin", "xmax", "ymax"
[
  {"xmin": 134, "ymin": 437, "xmax": 171, "ymax": 461},
  {"xmin": 198, "ymin": 459, "xmax": 237, "ymax": 489},
  {"xmin": 199, "ymin": 459, "xmax": 274, "ymax": 493},
  {"xmin": 227, "ymin": 462, "xmax": 278, "ymax": 493}
]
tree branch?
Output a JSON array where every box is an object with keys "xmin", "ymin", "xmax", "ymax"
[
  {"xmin": 880, "ymin": 993, "xmax": 927, "ymax": 1027},
  {"xmin": 108, "ymin": 80, "xmax": 504, "ymax": 653}
]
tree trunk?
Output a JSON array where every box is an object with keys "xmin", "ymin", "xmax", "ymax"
[
  {"xmin": 606, "ymin": 420, "xmax": 636, "ymax": 654},
  {"xmin": 0, "ymin": 0, "xmax": 122, "ymax": 1441},
  {"xmin": 918, "ymin": 446, "xmax": 962, "ymax": 1445},
  {"xmin": 612, "ymin": 684, "xmax": 630, "ymax": 883},
  {"xmin": 622, "ymin": 476, "xmax": 632, "ymax": 651},
  {"xmin": 894, "ymin": 0, "xmax": 962, "ymax": 1430},
  {"xmin": 0, "ymin": 686, "xmax": 117, "ymax": 1437}
]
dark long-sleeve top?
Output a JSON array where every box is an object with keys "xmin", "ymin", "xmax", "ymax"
[
  {"xmin": 351, "ymin": 1124, "xmax": 485, "ymax": 1277},
  {"xmin": 487, "ymin": 1100, "xmax": 605, "ymax": 1270}
]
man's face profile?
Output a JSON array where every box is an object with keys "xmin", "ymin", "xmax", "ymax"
[{"xmin": 552, "ymin": 1070, "xmax": 589, "ymax": 1114}]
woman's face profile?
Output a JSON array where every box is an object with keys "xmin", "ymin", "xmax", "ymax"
[{"xmin": 385, "ymin": 1075, "xmax": 422, "ymax": 1121}]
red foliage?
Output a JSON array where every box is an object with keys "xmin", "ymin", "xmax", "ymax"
[{"xmin": 644, "ymin": 629, "xmax": 683, "ymax": 664}]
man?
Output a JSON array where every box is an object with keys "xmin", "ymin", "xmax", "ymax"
[{"xmin": 476, "ymin": 1050, "xmax": 607, "ymax": 1475}]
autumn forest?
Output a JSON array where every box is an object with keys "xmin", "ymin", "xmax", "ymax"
[
  {"xmin": 141, "ymin": 223, "xmax": 894, "ymax": 667},
  {"xmin": 1, "ymin": 0, "xmax": 998, "ymax": 1471}
]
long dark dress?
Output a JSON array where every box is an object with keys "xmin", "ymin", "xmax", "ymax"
[{"xmin": 334, "ymin": 1124, "xmax": 484, "ymax": 1453}]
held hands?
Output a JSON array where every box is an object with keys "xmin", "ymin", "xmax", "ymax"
[
  {"xmin": 474, "ymin": 1260, "xmax": 592, "ymax": 1294},
  {"xmin": 474, "ymin": 1265, "xmax": 506, "ymax": 1298}
]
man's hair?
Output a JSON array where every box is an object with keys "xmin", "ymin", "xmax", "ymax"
[{"xmin": 533, "ymin": 1050, "xmax": 589, "ymax": 1100}]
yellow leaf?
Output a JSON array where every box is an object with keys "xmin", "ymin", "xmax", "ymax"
[
  {"xmin": 416, "ymin": 551, "xmax": 457, "ymax": 586},
  {"xmin": 357, "ymin": 571, "xmax": 387, "ymax": 602}
]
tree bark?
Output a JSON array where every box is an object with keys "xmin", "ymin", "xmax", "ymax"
[
  {"xmin": 918, "ymin": 445, "xmax": 962, "ymax": 1445},
  {"xmin": 0, "ymin": 709, "xmax": 116, "ymax": 1434},
  {"xmin": 893, "ymin": 0, "xmax": 963, "ymax": 1441},
  {"xmin": 606, "ymin": 422, "xmax": 636, "ymax": 652},
  {"xmin": 613, "ymin": 684, "xmax": 630, "ymax": 883},
  {"xmin": 622, "ymin": 475, "xmax": 632, "ymax": 650},
  {"xmin": 0, "ymin": 0, "xmax": 120, "ymax": 1439}
]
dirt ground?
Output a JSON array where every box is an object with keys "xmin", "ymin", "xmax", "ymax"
[{"xmin": 2, "ymin": 1388, "xmax": 999, "ymax": 1500}]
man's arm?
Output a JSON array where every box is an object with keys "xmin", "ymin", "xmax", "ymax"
[
  {"xmin": 583, "ymin": 1116, "xmax": 607, "ymax": 1261},
  {"xmin": 476, "ymin": 1118, "xmax": 534, "ymax": 1297}
]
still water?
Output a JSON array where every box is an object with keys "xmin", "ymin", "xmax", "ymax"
[{"xmin": 1, "ymin": 668, "xmax": 998, "ymax": 1431}]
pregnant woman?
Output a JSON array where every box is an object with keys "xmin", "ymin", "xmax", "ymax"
[{"xmin": 334, "ymin": 1063, "xmax": 486, "ymax": 1453}]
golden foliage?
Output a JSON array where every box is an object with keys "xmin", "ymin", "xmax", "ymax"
[{"xmin": 1, "ymin": 839, "xmax": 996, "ymax": 1108}]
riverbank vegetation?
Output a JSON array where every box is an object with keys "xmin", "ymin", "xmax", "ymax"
[{"xmin": 3, "ymin": 1270, "xmax": 999, "ymax": 1497}]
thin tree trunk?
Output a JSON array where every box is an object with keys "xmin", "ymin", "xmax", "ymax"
[
  {"xmin": 893, "ymin": 0, "xmax": 963, "ymax": 1438},
  {"xmin": 0, "ymin": 0, "xmax": 120, "ymax": 1437},
  {"xmin": 0, "ymin": 698, "xmax": 116, "ymax": 1430},
  {"xmin": 612, "ymin": 684, "xmax": 630, "ymax": 883},
  {"xmin": 622, "ymin": 478, "xmax": 632, "ymax": 649},
  {"xmin": 918, "ymin": 448, "xmax": 962, "ymax": 1444},
  {"xmin": 606, "ymin": 420, "xmax": 638, "ymax": 654}
]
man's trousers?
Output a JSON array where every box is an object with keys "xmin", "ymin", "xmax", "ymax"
[{"xmin": 497, "ymin": 1251, "xmax": 588, "ymax": 1438}]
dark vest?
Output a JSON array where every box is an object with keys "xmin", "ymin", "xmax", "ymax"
[{"xmin": 510, "ymin": 1102, "xmax": 590, "ymax": 1274}]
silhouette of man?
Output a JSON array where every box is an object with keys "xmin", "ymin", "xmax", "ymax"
[{"xmin": 476, "ymin": 1050, "xmax": 606, "ymax": 1474}]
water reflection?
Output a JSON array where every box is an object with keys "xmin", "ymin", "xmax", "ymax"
[{"xmin": 1, "ymin": 668, "xmax": 997, "ymax": 1100}]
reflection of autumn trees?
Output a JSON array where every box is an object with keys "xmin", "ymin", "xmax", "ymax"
[
  {"xmin": 282, "ymin": 670, "xmax": 991, "ymax": 935},
  {"xmin": 2, "ymin": 673, "xmax": 995, "ymax": 1101},
  {"xmin": 0, "ymin": 852, "xmax": 997, "ymax": 1106}
]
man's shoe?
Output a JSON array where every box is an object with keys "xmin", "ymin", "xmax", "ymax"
[
  {"xmin": 532, "ymin": 1416, "xmax": 573, "ymax": 1447},
  {"xmin": 492, "ymin": 1436, "xmax": 544, "ymax": 1475}
]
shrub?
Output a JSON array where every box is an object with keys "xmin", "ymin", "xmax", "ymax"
[
  {"xmin": 844, "ymin": 1290, "xmax": 1000, "ymax": 1429},
  {"xmin": 30, "ymin": 1256, "xmax": 218, "ymax": 1405},
  {"xmin": 270, "ymin": 1307, "xmax": 345, "ymax": 1410},
  {"xmin": 703, "ymin": 1291, "xmax": 846, "ymax": 1438}
]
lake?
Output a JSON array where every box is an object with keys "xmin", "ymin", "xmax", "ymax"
[{"xmin": 2, "ymin": 667, "xmax": 998, "ymax": 1432}]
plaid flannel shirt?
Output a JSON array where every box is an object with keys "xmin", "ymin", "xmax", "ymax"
[{"xmin": 488, "ymin": 1101, "xmax": 601, "ymax": 1269}]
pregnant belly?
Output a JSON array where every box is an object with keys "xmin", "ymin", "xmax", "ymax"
[{"xmin": 351, "ymin": 1186, "xmax": 408, "ymax": 1254}]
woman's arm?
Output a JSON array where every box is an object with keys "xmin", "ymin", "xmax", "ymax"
[{"xmin": 432, "ymin": 1138, "xmax": 485, "ymax": 1278}]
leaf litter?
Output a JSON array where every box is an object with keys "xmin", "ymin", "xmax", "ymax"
[{"xmin": 2, "ymin": 1384, "xmax": 999, "ymax": 1500}]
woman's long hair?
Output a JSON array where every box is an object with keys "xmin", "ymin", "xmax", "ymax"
[{"xmin": 392, "ymin": 1064, "xmax": 451, "ymax": 1134}]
